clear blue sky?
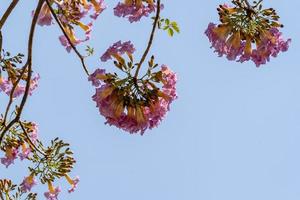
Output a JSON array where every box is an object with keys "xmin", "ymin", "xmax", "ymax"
[{"xmin": 1, "ymin": 0, "xmax": 300, "ymax": 199}]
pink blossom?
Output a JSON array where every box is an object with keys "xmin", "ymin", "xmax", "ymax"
[
  {"xmin": 0, "ymin": 77, "xmax": 10, "ymax": 93},
  {"xmin": 58, "ymin": 23, "xmax": 92, "ymax": 53},
  {"xmin": 65, "ymin": 175, "xmax": 80, "ymax": 193},
  {"xmin": 37, "ymin": 3, "xmax": 53, "ymax": 26},
  {"xmin": 59, "ymin": 35, "xmax": 75, "ymax": 53},
  {"xmin": 88, "ymin": 69, "xmax": 106, "ymax": 87},
  {"xmin": 19, "ymin": 143, "xmax": 31, "ymax": 161},
  {"xmin": 100, "ymin": 41, "xmax": 135, "ymax": 62},
  {"xmin": 89, "ymin": 65, "xmax": 177, "ymax": 134},
  {"xmin": 28, "ymin": 122, "xmax": 39, "ymax": 143},
  {"xmin": 20, "ymin": 175, "xmax": 37, "ymax": 193},
  {"xmin": 114, "ymin": 1, "xmax": 156, "ymax": 23},
  {"xmin": 2, "ymin": 74, "xmax": 40, "ymax": 98},
  {"xmin": 0, "ymin": 147, "xmax": 18, "ymax": 168},
  {"xmin": 205, "ymin": 23, "xmax": 291, "ymax": 67},
  {"xmin": 89, "ymin": 0, "xmax": 107, "ymax": 20},
  {"xmin": 44, "ymin": 183, "xmax": 61, "ymax": 200}
]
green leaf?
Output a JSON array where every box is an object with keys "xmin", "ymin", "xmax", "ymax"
[{"xmin": 168, "ymin": 28, "xmax": 174, "ymax": 37}]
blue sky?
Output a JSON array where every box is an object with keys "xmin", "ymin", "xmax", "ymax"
[{"xmin": 1, "ymin": 0, "xmax": 300, "ymax": 199}]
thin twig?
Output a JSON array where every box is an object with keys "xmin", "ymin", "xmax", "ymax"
[
  {"xmin": 45, "ymin": 0, "xmax": 90, "ymax": 76},
  {"xmin": 0, "ymin": 31, "xmax": 2, "ymax": 60},
  {"xmin": 0, "ymin": 0, "xmax": 20, "ymax": 30},
  {"xmin": 134, "ymin": 0, "xmax": 161, "ymax": 79},
  {"xmin": 19, "ymin": 121, "xmax": 46, "ymax": 156},
  {"xmin": 0, "ymin": 0, "xmax": 44, "ymax": 145}
]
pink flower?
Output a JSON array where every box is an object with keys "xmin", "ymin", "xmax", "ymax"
[
  {"xmin": 58, "ymin": 24, "xmax": 93, "ymax": 53},
  {"xmin": 44, "ymin": 182, "xmax": 61, "ymax": 200},
  {"xmin": 100, "ymin": 41, "xmax": 135, "ymax": 62},
  {"xmin": 88, "ymin": 69, "xmax": 107, "ymax": 87},
  {"xmin": 0, "ymin": 147, "xmax": 18, "ymax": 168},
  {"xmin": 89, "ymin": 0, "xmax": 107, "ymax": 20},
  {"xmin": 20, "ymin": 174, "xmax": 37, "ymax": 192},
  {"xmin": 59, "ymin": 35, "xmax": 74, "ymax": 53},
  {"xmin": 0, "ymin": 77, "xmax": 10, "ymax": 93},
  {"xmin": 29, "ymin": 74, "xmax": 40, "ymax": 95},
  {"xmin": 89, "ymin": 65, "xmax": 177, "ymax": 134},
  {"xmin": 205, "ymin": 23, "xmax": 291, "ymax": 67},
  {"xmin": 37, "ymin": 3, "xmax": 53, "ymax": 26},
  {"xmin": 2, "ymin": 74, "xmax": 40, "ymax": 98},
  {"xmin": 19, "ymin": 143, "xmax": 31, "ymax": 161},
  {"xmin": 114, "ymin": 1, "xmax": 156, "ymax": 23},
  {"xmin": 65, "ymin": 174, "xmax": 80, "ymax": 193},
  {"xmin": 28, "ymin": 122, "xmax": 39, "ymax": 143}
]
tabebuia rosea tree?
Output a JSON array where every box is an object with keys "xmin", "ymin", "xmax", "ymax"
[{"xmin": 0, "ymin": 0, "xmax": 291, "ymax": 199}]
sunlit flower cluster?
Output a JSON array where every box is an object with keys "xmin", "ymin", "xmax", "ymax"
[
  {"xmin": 89, "ymin": 42, "xmax": 177, "ymax": 134},
  {"xmin": 205, "ymin": 1, "xmax": 291, "ymax": 67},
  {"xmin": 37, "ymin": 0, "xmax": 106, "ymax": 51},
  {"xmin": 0, "ymin": 122, "xmax": 38, "ymax": 168},
  {"xmin": 114, "ymin": 0, "xmax": 156, "ymax": 22}
]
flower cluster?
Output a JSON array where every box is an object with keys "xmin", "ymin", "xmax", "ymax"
[
  {"xmin": 0, "ymin": 122, "xmax": 38, "ymax": 168},
  {"xmin": 37, "ymin": 0, "xmax": 106, "ymax": 52},
  {"xmin": 0, "ymin": 52, "xmax": 40, "ymax": 98},
  {"xmin": 100, "ymin": 40, "xmax": 136, "ymax": 62},
  {"xmin": 114, "ymin": 0, "xmax": 156, "ymax": 22},
  {"xmin": 0, "ymin": 122, "xmax": 78, "ymax": 199},
  {"xmin": 89, "ymin": 42, "xmax": 177, "ymax": 134},
  {"xmin": 205, "ymin": 1, "xmax": 291, "ymax": 67}
]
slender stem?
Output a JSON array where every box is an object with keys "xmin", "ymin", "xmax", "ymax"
[
  {"xmin": 134, "ymin": 0, "xmax": 161, "ymax": 79},
  {"xmin": 45, "ymin": 0, "xmax": 90, "ymax": 76},
  {"xmin": 0, "ymin": 0, "xmax": 20, "ymax": 30},
  {"xmin": 19, "ymin": 121, "xmax": 46, "ymax": 156},
  {"xmin": 0, "ymin": 31, "xmax": 2, "ymax": 60},
  {"xmin": 0, "ymin": 0, "xmax": 44, "ymax": 145}
]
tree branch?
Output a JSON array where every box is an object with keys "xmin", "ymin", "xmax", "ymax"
[
  {"xmin": 134, "ymin": 0, "xmax": 161, "ymax": 79},
  {"xmin": 0, "ymin": 0, "xmax": 20, "ymax": 30},
  {"xmin": 19, "ymin": 121, "xmax": 46, "ymax": 156},
  {"xmin": 0, "ymin": 31, "xmax": 2, "ymax": 59},
  {"xmin": 0, "ymin": 0, "xmax": 44, "ymax": 145},
  {"xmin": 45, "ymin": 0, "xmax": 90, "ymax": 76}
]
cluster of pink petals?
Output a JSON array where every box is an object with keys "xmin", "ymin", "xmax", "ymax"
[
  {"xmin": 36, "ymin": 1, "xmax": 106, "ymax": 52},
  {"xmin": 0, "ymin": 123, "xmax": 39, "ymax": 167},
  {"xmin": 44, "ymin": 186, "xmax": 61, "ymax": 200},
  {"xmin": 19, "ymin": 144, "xmax": 32, "ymax": 161},
  {"xmin": 0, "ymin": 74, "xmax": 40, "ymax": 98},
  {"xmin": 0, "ymin": 147, "xmax": 18, "ymax": 168},
  {"xmin": 0, "ymin": 145, "xmax": 33, "ymax": 168},
  {"xmin": 114, "ymin": 1, "xmax": 156, "ymax": 23},
  {"xmin": 28, "ymin": 122, "xmax": 39, "ymax": 144},
  {"xmin": 100, "ymin": 41, "xmax": 136, "ymax": 62},
  {"xmin": 37, "ymin": 1, "xmax": 106, "ymax": 26},
  {"xmin": 89, "ymin": 65, "xmax": 177, "ymax": 134},
  {"xmin": 20, "ymin": 175, "xmax": 37, "ymax": 193},
  {"xmin": 36, "ymin": 3, "xmax": 53, "ymax": 26},
  {"xmin": 58, "ymin": 24, "xmax": 92, "ymax": 53},
  {"xmin": 205, "ymin": 23, "xmax": 291, "ymax": 67}
]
